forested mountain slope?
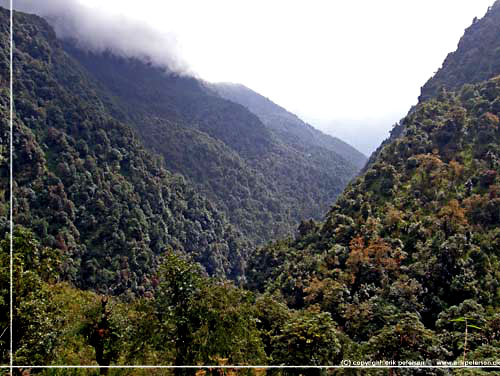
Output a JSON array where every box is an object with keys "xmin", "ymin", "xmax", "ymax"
[
  {"xmin": 247, "ymin": 8, "xmax": 500, "ymax": 363},
  {"xmin": 420, "ymin": 1, "xmax": 500, "ymax": 101},
  {"xmin": 249, "ymin": 74, "xmax": 500, "ymax": 364},
  {"xmin": 3, "ymin": 7, "xmax": 249, "ymax": 293},
  {"xmin": 4, "ymin": 1, "xmax": 500, "ymax": 370},
  {"xmin": 62, "ymin": 45, "xmax": 361, "ymax": 245},
  {"xmin": 1, "ymin": 9, "xmax": 365, "ymax": 367},
  {"xmin": 213, "ymin": 82, "xmax": 367, "ymax": 169},
  {"xmin": 365, "ymin": 1, "xmax": 500, "ymax": 173}
]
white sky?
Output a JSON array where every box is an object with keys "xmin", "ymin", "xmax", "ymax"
[{"xmin": 77, "ymin": 0, "xmax": 493, "ymax": 154}]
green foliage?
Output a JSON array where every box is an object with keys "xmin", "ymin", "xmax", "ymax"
[
  {"xmin": 0, "ymin": 227, "xmax": 61, "ymax": 365},
  {"xmin": 271, "ymin": 309, "xmax": 341, "ymax": 366},
  {"xmin": 64, "ymin": 42, "xmax": 361, "ymax": 247},
  {"xmin": 2, "ymin": 7, "xmax": 248, "ymax": 293},
  {"xmin": 152, "ymin": 252, "xmax": 266, "ymax": 366},
  {"xmin": 246, "ymin": 76, "xmax": 500, "ymax": 362},
  {"xmin": 79, "ymin": 297, "xmax": 121, "ymax": 370},
  {"xmin": 3, "ymin": 1, "xmax": 500, "ymax": 368},
  {"xmin": 365, "ymin": 313, "xmax": 446, "ymax": 362},
  {"xmin": 1, "ymin": 6, "xmax": 362, "ymax": 367}
]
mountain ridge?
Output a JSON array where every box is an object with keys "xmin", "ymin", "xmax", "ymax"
[
  {"xmin": 62, "ymin": 42, "xmax": 363, "ymax": 245},
  {"xmin": 420, "ymin": 0, "xmax": 500, "ymax": 101},
  {"xmin": 365, "ymin": 1, "xmax": 500, "ymax": 173},
  {"xmin": 213, "ymin": 82, "xmax": 367, "ymax": 169}
]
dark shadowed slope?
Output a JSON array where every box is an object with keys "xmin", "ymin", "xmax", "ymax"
[
  {"xmin": 213, "ymin": 82, "xmax": 367, "ymax": 169},
  {"xmin": 62, "ymin": 44, "xmax": 361, "ymax": 245}
]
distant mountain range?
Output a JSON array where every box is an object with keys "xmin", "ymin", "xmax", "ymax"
[
  {"xmin": 62, "ymin": 42, "xmax": 366, "ymax": 247},
  {"xmin": 213, "ymin": 82, "xmax": 367, "ymax": 169}
]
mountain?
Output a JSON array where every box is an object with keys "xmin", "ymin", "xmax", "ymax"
[
  {"xmin": 247, "ymin": 3, "xmax": 500, "ymax": 363},
  {"xmin": 1, "ymin": 6, "xmax": 366, "ymax": 367},
  {"xmin": 420, "ymin": 1, "xmax": 500, "ymax": 101},
  {"xmin": 249, "ymin": 78, "xmax": 500, "ymax": 367},
  {"xmin": 364, "ymin": 2, "xmax": 500, "ymax": 173},
  {"xmin": 61, "ymin": 45, "xmax": 363, "ymax": 246},
  {"xmin": 1, "ymin": 0, "xmax": 369, "ymax": 294},
  {"xmin": 4, "ymin": 0, "xmax": 500, "ymax": 369},
  {"xmin": 3, "ymin": 7, "xmax": 251, "ymax": 294},
  {"xmin": 212, "ymin": 82, "xmax": 367, "ymax": 169}
]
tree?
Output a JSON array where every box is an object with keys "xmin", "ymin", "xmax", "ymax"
[
  {"xmin": 272, "ymin": 309, "xmax": 341, "ymax": 368},
  {"xmin": 154, "ymin": 251, "xmax": 203, "ymax": 370},
  {"xmin": 0, "ymin": 227, "xmax": 61, "ymax": 365},
  {"xmin": 188, "ymin": 282, "xmax": 266, "ymax": 366},
  {"xmin": 153, "ymin": 251, "xmax": 266, "ymax": 369},
  {"xmin": 366, "ymin": 313, "xmax": 445, "ymax": 363},
  {"xmin": 80, "ymin": 296, "xmax": 121, "ymax": 374},
  {"xmin": 438, "ymin": 200, "xmax": 467, "ymax": 236}
]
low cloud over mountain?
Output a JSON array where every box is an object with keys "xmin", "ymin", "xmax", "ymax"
[{"xmin": 5, "ymin": 0, "xmax": 191, "ymax": 74}]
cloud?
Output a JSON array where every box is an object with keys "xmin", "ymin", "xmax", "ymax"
[{"xmin": 5, "ymin": 0, "xmax": 191, "ymax": 74}]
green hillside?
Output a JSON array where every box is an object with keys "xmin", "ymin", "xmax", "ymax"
[
  {"xmin": 63, "ymin": 46, "xmax": 361, "ymax": 246},
  {"xmin": 420, "ymin": 1, "xmax": 500, "ymax": 101},
  {"xmin": 2, "ymin": 0, "xmax": 500, "ymax": 371},
  {"xmin": 244, "ymin": 1, "xmax": 500, "ymax": 366},
  {"xmin": 2, "ymin": 7, "xmax": 249, "ymax": 294},
  {"xmin": 248, "ymin": 58, "xmax": 500, "ymax": 370},
  {"xmin": 213, "ymin": 82, "xmax": 367, "ymax": 169}
]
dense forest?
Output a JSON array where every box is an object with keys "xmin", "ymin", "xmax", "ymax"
[
  {"xmin": 0, "ymin": 6, "xmax": 259, "ymax": 295},
  {"xmin": 62, "ymin": 44, "xmax": 364, "ymax": 246},
  {"xmin": 1, "ymin": 0, "xmax": 500, "ymax": 375},
  {"xmin": 249, "ymin": 76, "xmax": 500, "ymax": 366}
]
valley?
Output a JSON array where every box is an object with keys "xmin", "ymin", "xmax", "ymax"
[{"xmin": 1, "ymin": 1, "xmax": 500, "ymax": 374}]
